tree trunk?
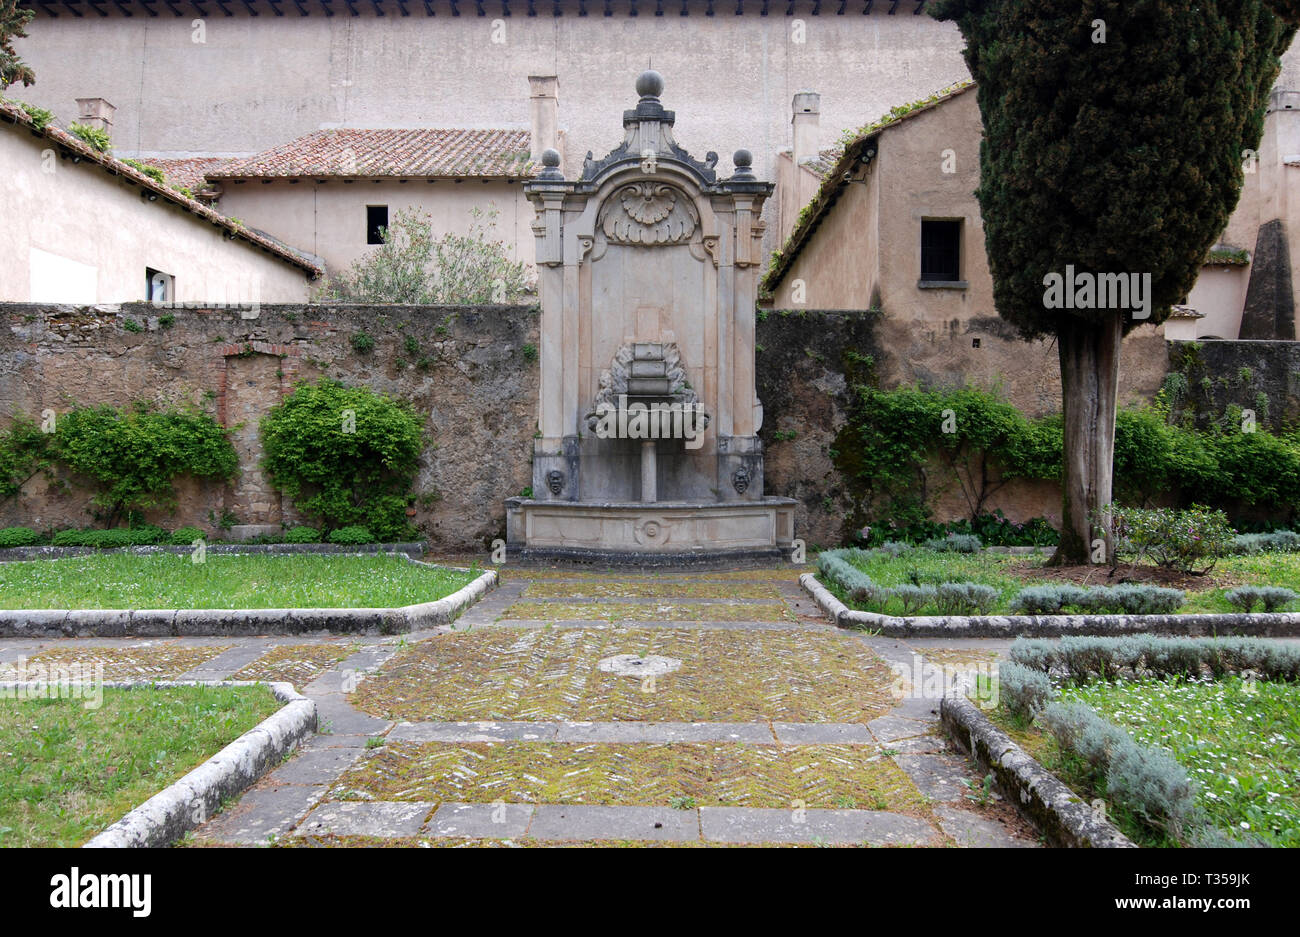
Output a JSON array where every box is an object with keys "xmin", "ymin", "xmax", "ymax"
[{"xmin": 1052, "ymin": 315, "xmax": 1123, "ymax": 566}]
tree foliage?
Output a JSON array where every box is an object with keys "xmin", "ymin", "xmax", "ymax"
[
  {"xmin": 260, "ymin": 379, "xmax": 423, "ymax": 540},
  {"xmin": 930, "ymin": 0, "xmax": 1295, "ymax": 337},
  {"xmin": 0, "ymin": 0, "xmax": 35, "ymax": 90},
  {"xmin": 318, "ymin": 207, "xmax": 530, "ymax": 305}
]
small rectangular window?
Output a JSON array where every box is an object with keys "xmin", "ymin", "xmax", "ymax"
[
  {"xmin": 367, "ymin": 205, "xmax": 389, "ymax": 245},
  {"xmin": 921, "ymin": 219, "xmax": 962, "ymax": 283},
  {"xmin": 146, "ymin": 267, "xmax": 174, "ymax": 303}
]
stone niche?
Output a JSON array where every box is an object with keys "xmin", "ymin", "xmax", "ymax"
[{"xmin": 506, "ymin": 71, "xmax": 796, "ymax": 561}]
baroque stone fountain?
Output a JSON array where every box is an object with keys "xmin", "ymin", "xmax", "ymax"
[{"xmin": 505, "ymin": 71, "xmax": 796, "ymax": 562}]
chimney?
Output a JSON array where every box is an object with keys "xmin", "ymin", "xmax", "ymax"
[
  {"xmin": 75, "ymin": 97, "xmax": 117, "ymax": 139},
  {"xmin": 792, "ymin": 91, "xmax": 821, "ymax": 211},
  {"xmin": 791, "ymin": 91, "xmax": 821, "ymax": 168},
  {"xmin": 528, "ymin": 76, "xmax": 559, "ymax": 161}
]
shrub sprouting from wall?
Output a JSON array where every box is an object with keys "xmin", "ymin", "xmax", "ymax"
[
  {"xmin": 316, "ymin": 207, "xmax": 530, "ymax": 305},
  {"xmin": 53, "ymin": 402, "xmax": 238, "ymax": 526},
  {"xmin": 838, "ymin": 384, "xmax": 1300, "ymax": 536},
  {"xmin": 260, "ymin": 378, "xmax": 422, "ymax": 541},
  {"xmin": 0, "ymin": 414, "xmax": 54, "ymax": 503}
]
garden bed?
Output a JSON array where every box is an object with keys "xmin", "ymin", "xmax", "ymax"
[
  {"xmin": 830, "ymin": 547, "xmax": 1283, "ymax": 615},
  {"xmin": 0, "ymin": 684, "xmax": 282, "ymax": 847},
  {"xmin": 992, "ymin": 637, "xmax": 1300, "ymax": 847},
  {"xmin": 0, "ymin": 553, "xmax": 474, "ymax": 610}
]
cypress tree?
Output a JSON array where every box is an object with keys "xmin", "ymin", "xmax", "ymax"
[{"xmin": 930, "ymin": 0, "xmax": 1295, "ymax": 563}]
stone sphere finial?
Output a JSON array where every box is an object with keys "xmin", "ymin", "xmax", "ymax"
[
  {"xmin": 538, "ymin": 147, "xmax": 564, "ymax": 180},
  {"xmin": 733, "ymin": 149, "xmax": 753, "ymax": 169},
  {"xmin": 636, "ymin": 70, "xmax": 665, "ymax": 98}
]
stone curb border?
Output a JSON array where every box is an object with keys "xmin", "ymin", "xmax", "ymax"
[
  {"xmin": 939, "ymin": 695, "xmax": 1135, "ymax": 849},
  {"xmin": 800, "ymin": 572, "xmax": 1300, "ymax": 637},
  {"xmin": 0, "ymin": 560, "xmax": 498, "ymax": 638},
  {"xmin": 0, "ymin": 541, "xmax": 428, "ymax": 562},
  {"xmin": 0, "ymin": 679, "xmax": 316, "ymax": 849}
]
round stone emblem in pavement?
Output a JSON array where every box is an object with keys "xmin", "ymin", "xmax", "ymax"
[{"xmin": 597, "ymin": 654, "xmax": 683, "ymax": 678}]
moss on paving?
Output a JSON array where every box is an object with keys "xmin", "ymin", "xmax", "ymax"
[
  {"xmin": 14, "ymin": 644, "xmax": 232, "ymax": 682},
  {"xmin": 502, "ymin": 601, "xmax": 793, "ymax": 622},
  {"xmin": 270, "ymin": 834, "xmax": 855, "ymax": 848},
  {"xmin": 498, "ymin": 567, "xmax": 810, "ymax": 583},
  {"xmin": 353, "ymin": 627, "xmax": 897, "ymax": 723},
  {"xmin": 0, "ymin": 685, "xmax": 280, "ymax": 847},
  {"xmin": 231, "ymin": 643, "xmax": 360, "ymax": 685},
  {"xmin": 330, "ymin": 741, "xmax": 925, "ymax": 812},
  {"xmin": 522, "ymin": 580, "xmax": 782, "ymax": 600}
]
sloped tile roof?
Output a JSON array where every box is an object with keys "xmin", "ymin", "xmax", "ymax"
[
  {"xmin": 141, "ymin": 157, "xmax": 231, "ymax": 195},
  {"xmin": 208, "ymin": 128, "xmax": 537, "ymax": 180},
  {"xmin": 762, "ymin": 80, "xmax": 976, "ymax": 295},
  {"xmin": 0, "ymin": 101, "xmax": 322, "ymax": 278}
]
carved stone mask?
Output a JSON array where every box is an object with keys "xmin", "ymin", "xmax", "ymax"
[
  {"xmin": 546, "ymin": 469, "xmax": 565, "ymax": 496},
  {"xmin": 732, "ymin": 467, "xmax": 750, "ymax": 494}
]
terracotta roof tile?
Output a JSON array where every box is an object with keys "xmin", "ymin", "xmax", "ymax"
[
  {"xmin": 208, "ymin": 128, "xmax": 537, "ymax": 179},
  {"xmin": 141, "ymin": 157, "xmax": 231, "ymax": 195}
]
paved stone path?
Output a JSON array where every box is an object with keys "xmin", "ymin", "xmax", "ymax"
[{"xmin": 0, "ymin": 558, "xmax": 1037, "ymax": 848}]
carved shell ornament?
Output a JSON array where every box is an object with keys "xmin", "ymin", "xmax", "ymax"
[
  {"xmin": 600, "ymin": 182, "xmax": 699, "ymax": 244},
  {"xmin": 623, "ymin": 184, "xmax": 676, "ymax": 224}
]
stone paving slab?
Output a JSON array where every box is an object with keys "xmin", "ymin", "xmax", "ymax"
[
  {"xmin": 772, "ymin": 723, "xmax": 875, "ymax": 744},
  {"xmin": 198, "ymin": 785, "xmax": 328, "ymax": 845},
  {"xmin": 298, "ymin": 801, "xmax": 436, "ymax": 838},
  {"xmin": 881, "ymin": 733, "xmax": 948, "ymax": 755},
  {"xmin": 269, "ymin": 746, "xmax": 367, "ymax": 785},
  {"xmin": 300, "ymin": 733, "xmax": 378, "ymax": 751},
  {"xmin": 384, "ymin": 720, "xmax": 888, "ymax": 744},
  {"xmin": 423, "ymin": 803, "xmax": 535, "ymax": 839},
  {"xmin": 314, "ymin": 698, "xmax": 392, "ymax": 737},
  {"xmin": 699, "ymin": 807, "xmax": 941, "ymax": 846},
  {"xmin": 527, "ymin": 805, "xmax": 699, "ymax": 842},
  {"xmin": 934, "ymin": 805, "xmax": 1037, "ymax": 848},
  {"xmin": 176, "ymin": 644, "xmax": 269, "ymax": 680},
  {"xmin": 867, "ymin": 714, "xmax": 935, "ymax": 743},
  {"xmin": 896, "ymin": 753, "xmax": 978, "ymax": 803},
  {"xmin": 389, "ymin": 721, "xmax": 561, "ymax": 742},
  {"xmin": 554, "ymin": 721, "xmax": 776, "ymax": 743}
]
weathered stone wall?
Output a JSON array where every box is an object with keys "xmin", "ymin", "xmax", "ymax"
[
  {"xmin": 0, "ymin": 302, "xmax": 540, "ymax": 550},
  {"xmin": 757, "ymin": 308, "xmax": 1170, "ymax": 546},
  {"xmin": 1167, "ymin": 338, "xmax": 1300, "ymax": 432},
  {"xmin": 10, "ymin": 302, "xmax": 1300, "ymax": 552}
]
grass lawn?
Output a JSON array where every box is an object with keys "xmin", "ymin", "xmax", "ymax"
[
  {"xmin": 0, "ymin": 553, "xmax": 476, "ymax": 610},
  {"xmin": 991, "ymin": 677, "xmax": 1300, "ymax": 847},
  {"xmin": 833, "ymin": 548, "xmax": 1300, "ymax": 615},
  {"xmin": 0, "ymin": 685, "xmax": 281, "ymax": 847}
]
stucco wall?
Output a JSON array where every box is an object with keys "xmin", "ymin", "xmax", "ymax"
[
  {"xmin": 18, "ymin": 12, "xmax": 976, "ymax": 257},
  {"xmin": 0, "ymin": 302, "xmax": 540, "ymax": 549},
  {"xmin": 216, "ymin": 178, "xmax": 536, "ymax": 277},
  {"xmin": 0, "ymin": 127, "xmax": 312, "ymax": 304}
]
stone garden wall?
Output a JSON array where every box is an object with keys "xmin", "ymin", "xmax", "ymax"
[
  {"xmin": 7, "ymin": 301, "xmax": 1300, "ymax": 551},
  {"xmin": 0, "ymin": 302, "xmax": 540, "ymax": 549}
]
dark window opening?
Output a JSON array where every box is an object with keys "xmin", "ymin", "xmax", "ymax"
[
  {"xmin": 146, "ymin": 267, "xmax": 173, "ymax": 302},
  {"xmin": 366, "ymin": 205, "xmax": 389, "ymax": 245},
  {"xmin": 921, "ymin": 219, "xmax": 962, "ymax": 282}
]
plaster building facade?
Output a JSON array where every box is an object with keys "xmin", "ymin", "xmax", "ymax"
[{"xmin": 0, "ymin": 100, "xmax": 319, "ymax": 304}]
